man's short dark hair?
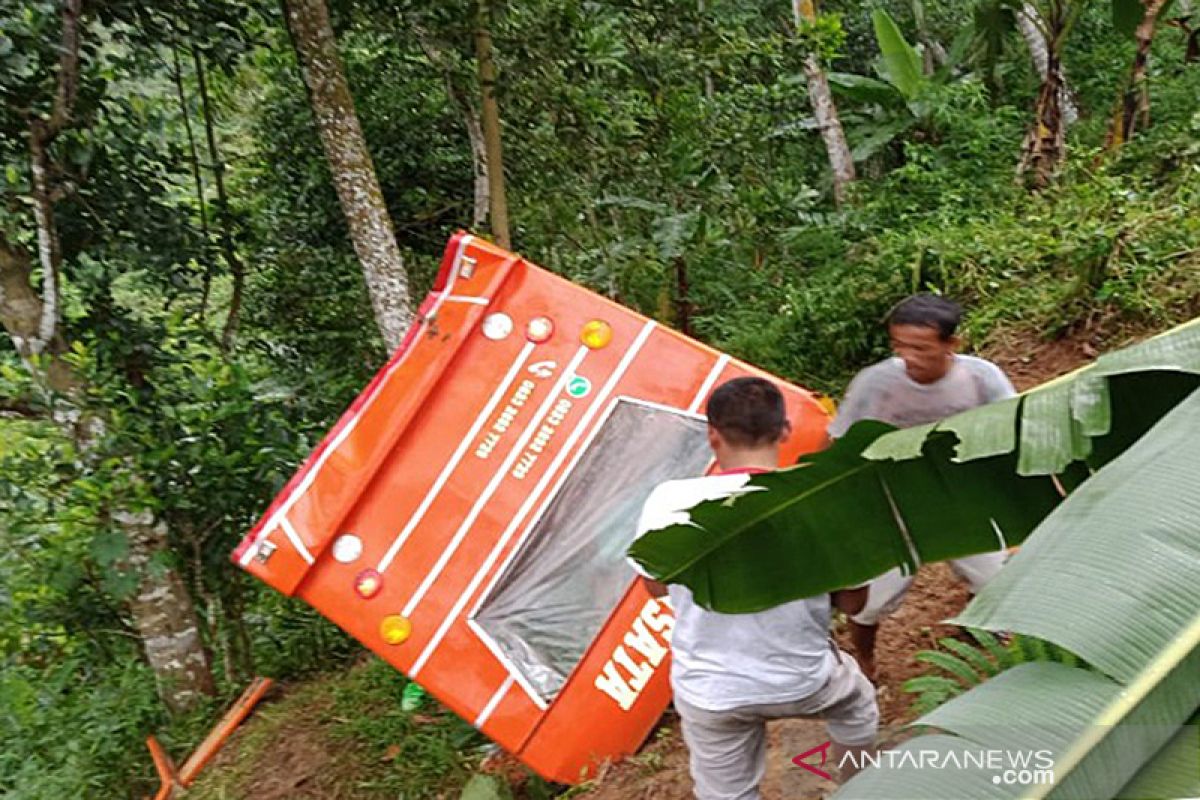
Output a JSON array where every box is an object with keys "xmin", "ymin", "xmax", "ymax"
[
  {"xmin": 887, "ymin": 294, "xmax": 962, "ymax": 340},
  {"xmin": 705, "ymin": 377, "xmax": 787, "ymax": 447}
]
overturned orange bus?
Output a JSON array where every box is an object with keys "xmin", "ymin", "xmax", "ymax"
[{"xmin": 233, "ymin": 233, "xmax": 831, "ymax": 783}]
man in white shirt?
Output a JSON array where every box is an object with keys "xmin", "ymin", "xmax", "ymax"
[
  {"xmin": 634, "ymin": 377, "xmax": 878, "ymax": 800},
  {"xmin": 828, "ymin": 294, "xmax": 1017, "ymax": 680}
]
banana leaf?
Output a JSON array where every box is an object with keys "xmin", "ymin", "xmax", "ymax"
[
  {"xmin": 872, "ymin": 9, "xmax": 925, "ymax": 102},
  {"xmin": 628, "ymin": 319, "xmax": 1200, "ymax": 613},
  {"xmin": 834, "ymin": 390, "xmax": 1200, "ymax": 798}
]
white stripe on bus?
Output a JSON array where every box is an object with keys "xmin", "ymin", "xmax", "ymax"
[
  {"xmin": 279, "ymin": 516, "xmax": 315, "ymax": 565},
  {"xmin": 438, "ymin": 294, "xmax": 491, "ymax": 306},
  {"xmin": 239, "ymin": 235, "xmax": 474, "ymax": 567},
  {"xmin": 474, "ymin": 675, "xmax": 516, "ymax": 729},
  {"xmin": 467, "ymin": 618, "xmax": 548, "ymax": 711},
  {"xmin": 375, "ymin": 340, "xmax": 538, "ymax": 573},
  {"xmin": 400, "ymin": 345, "xmax": 592, "ymax": 618},
  {"xmin": 686, "ymin": 353, "xmax": 729, "ymax": 413},
  {"xmin": 410, "ymin": 322, "xmax": 657, "ymax": 682}
]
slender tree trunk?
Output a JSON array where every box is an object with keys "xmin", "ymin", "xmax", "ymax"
[
  {"xmin": 1, "ymin": 234, "xmax": 216, "ymax": 711},
  {"xmin": 282, "ymin": 0, "xmax": 414, "ymax": 350},
  {"xmin": 26, "ymin": 131, "xmax": 63, "ymax": 357},
  {"xmin": 1018, "ymin": 1, "xmax": 1079, "ymax": 189},
  {"xmin": 911, "ymin": 0, "xmax": 948, "ymax": 75},
  {"xmin": 1106, "ymin": 0, "xmax": 1170, "ymax": 149},
  {"xmin": 475, "ymin": 0, "xmax": 511, "ymax": 248},
  {"xmin": 169, "ymin": 44, "xmax": 213, "ymax": 321},
  {"xmin": 793, "ymin": 0, "xmax": 856, "ymax": 206},
  {"xmin": 412, "ymin": 26, "xmax": 490, "ymax": 229},
  {"xmin": 0, "ymin": 234, "xmax": 73, "ymax": 392},
  {"xmin": 674, "ymin": 256, "xmax": 692, "ymax": 336},
  {"xmin": 190, "ymin": 46, "xmax": 246, "ymax": 350},
  {"xmin": 699, "ymin": 0, "xmax": 715, "ymax": 98},
  {"xmin": 4, "ymin": 1, "xmax": 216, "ymax": 714},
  {"xmin": 1015, "ymin": 3, "xmax": 1078, "ymax": 126}
]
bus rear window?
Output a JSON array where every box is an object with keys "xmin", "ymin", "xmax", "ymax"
[{"xmin": 472, "ymin": 399, "xmax": 711, "ymax": 702}]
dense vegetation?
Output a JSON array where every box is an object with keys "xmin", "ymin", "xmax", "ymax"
[{"xmin": 1, "ymin": 0, "xmax": 1197, "ymax": 796}]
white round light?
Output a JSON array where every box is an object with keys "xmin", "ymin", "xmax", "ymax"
[
  {"xmin": 481, "ymin": 313, "xmax": 514, "ymax": 341},
  {"xmin": 526, "ymin": 316, "xmax": 554, "ymax": 343},
  {"xmin": 332, "ymin": 534, "xmax": 363, "ymax": 564}
]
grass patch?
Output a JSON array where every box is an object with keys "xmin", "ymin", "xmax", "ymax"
[{"xmin": 186, "ymin": 657, "xmax": 489, "ymax": 800}]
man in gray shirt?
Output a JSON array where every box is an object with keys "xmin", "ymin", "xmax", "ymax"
[{"xmin": 827, "ymin": 295, "xmax": 1016, "ymax": 680}]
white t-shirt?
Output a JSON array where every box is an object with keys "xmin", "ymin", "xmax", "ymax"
[
  {"xmin": 827, "ymin": 354, "xmax": 1016, "ymax": 438},
  {"xmin": 633, "ymin": 473, "xmax": 834, "ymax": 712}
]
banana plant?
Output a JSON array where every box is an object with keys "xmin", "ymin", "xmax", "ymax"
[
  {"xmin": 825, "ymin": 9, "xmax": 966, "ymax": 161},
  {"xmin": 834, "ymin": 388, "xmax": 1200, "ymax": 797},
  {"xmin": 825, "ymin": 9, "xmax": 945, "ymax": 160},
  {"xmin": 629, "ymin": 319, "xmax": 1200, "ymax": 799}
]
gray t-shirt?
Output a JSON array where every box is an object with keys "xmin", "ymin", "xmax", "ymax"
[
  {"xmin": 827, "ymin": 355, "xmax": 1016, "ymax": 438},
  {"xmin": 633, "ymin": 473, "xmax": 834, "ymax": 712}
]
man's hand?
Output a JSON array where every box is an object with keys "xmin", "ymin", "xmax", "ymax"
[{"xmin": 642, "ymin": 577, "xmax": 668, "ymax": 598}]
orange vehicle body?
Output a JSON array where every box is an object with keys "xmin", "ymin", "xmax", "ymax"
[{"xmin": 233, "ymin": 233, "xmax": 831, "ymax": 783}]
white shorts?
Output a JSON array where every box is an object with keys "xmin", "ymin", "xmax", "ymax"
[{"xmin": 849, "ymin": 551, "xmax": 1008, "ymax": 626}]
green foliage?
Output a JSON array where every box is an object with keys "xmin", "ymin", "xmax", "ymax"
[
  {"xmin": 872, "ymin": 8, "xmax": 925, "ymax": 100},
  {"xmin": 904, "ymin": 630, "xmax": 1083, "ymax": 714},
  {"xmin": 796, "ymin": 13, "xmax": 848, "ymax": 65},
  {"xmin": 2, "ymin": 0, "xmax": 1199, "ymax": 795},
  {"xmin": 186, "ymin": 658, "xmax": 491, "ymax": 800},
  {"xmin": 0, "ymin": 657, "xmax": 164, "ymax": 798}
]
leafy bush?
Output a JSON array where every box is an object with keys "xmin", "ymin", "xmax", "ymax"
[{"xmin": 903, "ymin": 628, "xmax": 1084, "ymax": 715}]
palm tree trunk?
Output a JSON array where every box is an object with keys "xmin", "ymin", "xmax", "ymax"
[
  {"xmin": 1018, "ymin": 50, "xmax": 1065, "ymax": 189},
  {"xmin": 475, "ymin": 0, "xmax": 511, "ymax": 248},
  {"xmin": 793, "ymin": 0, "xmax": 856, "ymax": 206},
  {"xmin": 282, "ymin": 0, "xmax": 414, "ymax": 350},
  {"xmin": 1106, "ymin": 0, "xmax": 1171, "ymax": 149},
  {"xmin": 1015, "ymin": 3, "xmax": 1078, "ymax": 126},
  {"xmin": 1018, "ymin": 1, "xmax": 1080, "ymax": 189}
]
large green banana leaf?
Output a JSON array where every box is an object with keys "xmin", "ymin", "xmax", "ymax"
[
  {"xmin": 628, "ymin": 319, "xmax": 1200, "ymax": 613},
  {"xmin": 834, "ymin": 389, "xmax": 1200, "ymax": 798}
]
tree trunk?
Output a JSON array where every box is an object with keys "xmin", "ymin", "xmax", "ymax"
[
  {"xmin": 674, "ymin": 256, "xmax": 692, "ymax": 336},
  {"xmin": 282, "ymin": 0, "xmax": 414, "ymax": 350},
  {"xmin": 1015, "ymin": 3, "xmax": 1078, "ymax": 126},
  {"xmin": 412, "ymin": 26, "xmax": 490, "ymax": 229},
  {"xmin": 1017, "ymin": 1, "xmax": 1080, "ymax": 190},
  {"xmin": 793, "ymin": 0, "xmax": 856, "ymax": 206},
  {"xmin": 1106, "ymin": 0, "xmax": 1171, "ymax": 149},
  {"xmin": 169, "ymin": 44, "xmax": 213, "ymax": 322},
  {"xmin": 1018, "ymin": 49, "xmax": 1065, "ymax": 189},
  {"xmin": 699, "ymin": 0, "xmax": 715, "ymax": 98},
  {"xmin": 0, "ymin": 234, "xmax": 73, "ymax": 393},
  {"xmin": 475, "ymin": 0, "xmax": 511, "ymax": 248},
  {"xmin": 2, "ymin": 1, "xmax": 216, "ymax": 714},
  {"xmin": 121, "ymin": 510, "xmax": 217, "ymax": 712},
  {"xmin": 191, "ymin": 46, "xmax": 246, "ymax": 350}
]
